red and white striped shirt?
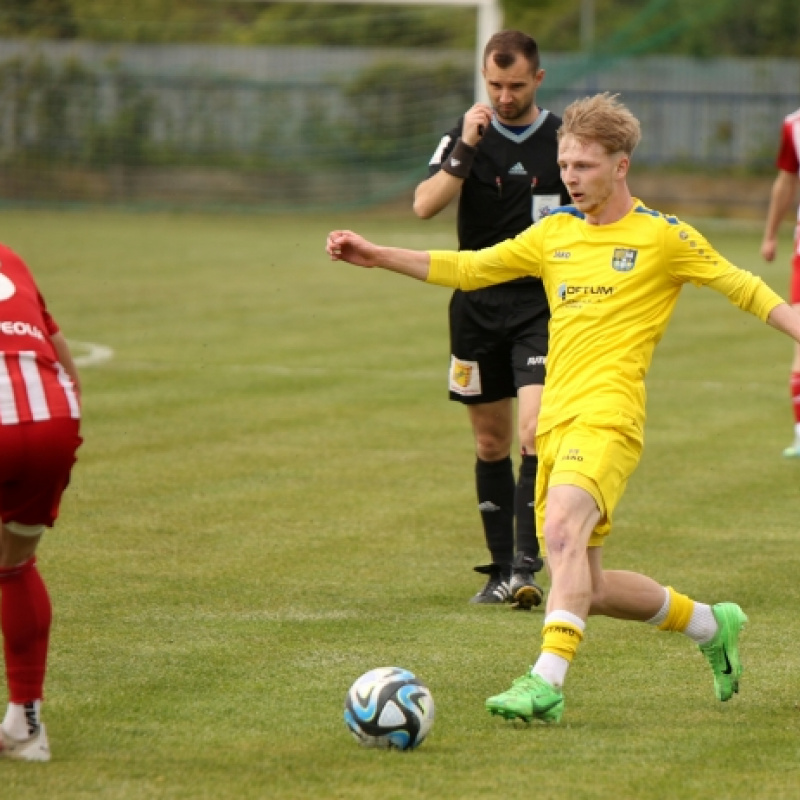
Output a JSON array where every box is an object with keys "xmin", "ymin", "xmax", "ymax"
[
  {"xmin": 777, "ymin": 108, "xmax": 800, "ymax": 177},
  {"xmin": 777, "ymin": 108, "xmax": 800, "ymax": 228},
  {"xmin": 0, "ymin": 244, "xmax": 80, "ymax": 425}
]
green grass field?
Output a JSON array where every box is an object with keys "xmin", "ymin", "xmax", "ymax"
[{"xmin": 0, "ymin": 208, "xmax": 799, "ymax": 799}]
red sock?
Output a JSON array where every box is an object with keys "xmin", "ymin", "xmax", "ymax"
[
  {"xmin": 0, "ymin": 557, "xmax": 51, "ymax": 704},
  {"xmin": 791, "ymin": 372, "xmax": 800, "ymax": 426}
]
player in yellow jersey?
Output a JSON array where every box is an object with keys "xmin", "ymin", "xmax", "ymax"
[{"xmin": 326, "ymin": 93, "xmax": 800, "ymax": 722}]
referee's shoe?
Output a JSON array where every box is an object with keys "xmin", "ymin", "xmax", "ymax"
[
  {"xmin": 470, "ymin": 564, "xmax": 512, "ymax": 604},
  {"xmin": 509, "ymin": 553, "xmax": 544, "ymax": 611}
]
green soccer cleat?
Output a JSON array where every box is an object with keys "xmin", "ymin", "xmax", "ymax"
[
  {"xmin": 486, "ymin": 672, "xmax": 564, "ymax": 723},
  {"xmin": 698, "ymin": 602, "xmax": 748, "ymax": 702}
]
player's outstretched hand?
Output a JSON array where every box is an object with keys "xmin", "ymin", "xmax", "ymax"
[{"xmin": 326, "ymin": 230, "xmax": 378, "ymax": 268}]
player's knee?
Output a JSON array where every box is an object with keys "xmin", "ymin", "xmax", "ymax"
[
  {"xmin": 6, "ymin": 521, "xmax": 45, "ymax": 538},
  {"xmin": 541, "ymin": 517, "xmax": 581, "ymax": 564},
  {"xmin": 474, "ymin": 432, "xmax": 511, "ymax": 462},
  {"xmin": 0, "ymin": 522, "xmax": 44, "ymax": 567}
]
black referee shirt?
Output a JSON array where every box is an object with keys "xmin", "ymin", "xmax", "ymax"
[{"xmin": 428, "ymin": 110, "xmax": 570, "ymax": 292}]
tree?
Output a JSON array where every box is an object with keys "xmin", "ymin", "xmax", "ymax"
[{"xmin": 0, "ymin": 0, "xmax": 796, "ymax": 57}]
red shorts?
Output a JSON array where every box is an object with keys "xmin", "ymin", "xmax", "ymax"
[{"xmin": 0, "ymin": 418, "xmax": 82, "ymax": 528}]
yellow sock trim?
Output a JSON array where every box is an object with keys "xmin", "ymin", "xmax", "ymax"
[
  {"xmin": 541, "ymin": 621, "xmax": 584, "ymax": 663},
  {"xmin": 657, "ymin": 586, "xmax": 695, "ymax": 633}
]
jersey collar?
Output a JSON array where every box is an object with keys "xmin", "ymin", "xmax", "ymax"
[{"xmin": 492, "ymin": 109, "xmax": 550, "ymax": 144}]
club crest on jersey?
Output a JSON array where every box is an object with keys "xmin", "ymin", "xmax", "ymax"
[{"xmin": 611, "ymin": 248, "xmax": 638, "ymax": 272}]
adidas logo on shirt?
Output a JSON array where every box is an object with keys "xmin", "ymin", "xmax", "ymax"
[{"xmin": 508, "ymin": 162, "xmax": 528, "ymax": 175}]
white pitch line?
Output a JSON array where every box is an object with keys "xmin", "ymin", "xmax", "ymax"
[{"xmin": 67, "ymin": 340, "xmax": 115, "ymax": 368}]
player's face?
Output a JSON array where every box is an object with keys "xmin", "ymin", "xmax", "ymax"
[
  {"xmin": 482, "ymin": 56, "xmax": 544, "ymax": 125},
  {"xmin": 558, "ymin": 135, "xmax": 627, "ymax": 221}
]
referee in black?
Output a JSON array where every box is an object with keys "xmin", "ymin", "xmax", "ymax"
[{"xmin": 414, "ymin": 30, "xmax": 569, "ymax": 609}]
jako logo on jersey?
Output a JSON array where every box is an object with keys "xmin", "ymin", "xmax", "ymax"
[
  {"xmin": 557, "ymin": 284, "xmax": 615, "ymax": 301},
  {"xmin": 527, "ymin": 356, "xmax": 546, "ymax": 366},
  {"xmin": 0, "ymin": 321, "xmax": 45, "ymax": 340},
  {"xmin": 554, "ymin": 250, "xmax": 571, "ymax": 259},
  {"xmin": 508, "ymin": 162, "xmax": 527, "ymax": 175},
  {"xmin": 561, "ymin": 448, "xmax": 584, "ymax": 462},
  {"xmin": 611, "ymin": 248, "xmax": 638, "ymax": 272}
]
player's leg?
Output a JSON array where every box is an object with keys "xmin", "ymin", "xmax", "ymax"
[
  {"xmin": 509, "ymin": 383, "xmax": 544, "ymax": 610},
  {"xmin": 0, "ymin": 418, "xmax": 81, "ymax": 762},
  {"xmin": 487, "ymin": 417, "xmax": 644, "ymax": 722},
  {"xmin": 0, "ymin": 526, "xmax": 50, "ymax": 761},
  {"xmin": 486, "ymin": 482, "xmax": 599, "ymax": 722},
  {"xmin": 783, "ymin": 258, "xmax": 800, "ymax": 455},
  {"xmin": 466, "ymin": 399, "xmax": 515, "ymax": 603},
  {"xmin": 530, "ymin": 419, "xmax": 641, "ymax": 693},
  {"xmin": 787, "ymin": 335, "xmax": 800, "ymax": 455},
  {"xmin": 587, "ymin": 547, "xmax": 746, "ymax": 702},
  {"xmin": 588, "ymin": 554, "xmax": 672, "ymax": 621},
  {"xmin": 507, "ymin": 297, "xmax": 548, "ymax": 610},
  {"xmin": 448, "ymin": 290, "xmax": 516, "ymax": 603},
  {"xmin": 784, "ymin": 247, "xmax": 800, "ymax": 456}
]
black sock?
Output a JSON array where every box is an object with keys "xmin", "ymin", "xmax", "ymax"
[
  {"xmin": 515, "ymin": 453, "xmax": 540, "ymax": 560},
  {"xmin": 475, "ymin": 456, "xmax": 514, "ymax": 565}
]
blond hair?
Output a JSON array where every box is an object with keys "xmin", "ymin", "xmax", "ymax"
[{"xmin": 558, "ymin": 93, "xmax": 641, "ymax": 156}]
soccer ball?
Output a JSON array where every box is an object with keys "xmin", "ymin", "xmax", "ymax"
[{"xmin": 344, "ymin": 666, "xmax": 434, "ymax": 750}]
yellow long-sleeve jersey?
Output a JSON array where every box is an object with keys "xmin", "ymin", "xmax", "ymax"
[{"xmin": 428, "ymin": 200, "xmax": 784, "ymax": 436}]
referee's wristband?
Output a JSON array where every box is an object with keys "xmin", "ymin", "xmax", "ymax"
[{"xmin": 441, "ymin": 138, "xmax": 477, "ymax": 180}]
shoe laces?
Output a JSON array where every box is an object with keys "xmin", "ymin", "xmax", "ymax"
[
  {"xmin": 507, "ymin": 673, "xmax": 541, "ymax": 695},
  {"xmin": 698, "ymin": 633, "xmax": 726, "ymax": 668}
]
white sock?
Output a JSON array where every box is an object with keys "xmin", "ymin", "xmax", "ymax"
[
  {"xmin": 544, "ymin": 610, "xmax": 586, "ymax": 631},
  {"xmin": 532, "ymin": 653, "xmax": 570, "ymax": 688},
  {"xmin": 646, "ymin": 587, "xmax": 671, "ymax": 626},
  {"xmin": 531, "ymin": 611, "xmax": 587, "ymax": 688},
  {"xmin": 683, "ymin": 603, "xmax": 718, "ymax": 644},
  {"xmin": 2, "ymin": 701, "xmax": 41, "ymax": 740},
  {"xmin": 794, "ymin": 422, "xmax": 800, "ymax": 444}
]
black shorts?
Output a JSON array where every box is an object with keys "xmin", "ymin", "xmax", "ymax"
[{"xmin": 448, "ymin": 285, "xmax": 549, "ymax": 405}]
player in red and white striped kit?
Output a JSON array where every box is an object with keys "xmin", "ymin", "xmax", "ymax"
[
  {"xmin": 761, "ymin": 107, "xmax": 800, "ymax": 457},
  {"xmin": 0, "ymin": 243, "xmax": 82, "ymax": 761}
]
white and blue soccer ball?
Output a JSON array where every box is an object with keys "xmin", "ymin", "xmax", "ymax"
[{"xmin": 344, "ymin": 666, "xmax": 434, "ymax": 750}]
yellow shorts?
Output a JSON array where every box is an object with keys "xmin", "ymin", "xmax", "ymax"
[{"xmin": 535, "ymin": 414, "xmax": 643, "ymax": 554}]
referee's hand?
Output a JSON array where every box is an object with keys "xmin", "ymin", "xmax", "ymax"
[{"xmin": 464, "ymin": 103, "xmax": 493, "ymax": 145}]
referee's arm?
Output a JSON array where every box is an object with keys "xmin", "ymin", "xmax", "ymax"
[
  {"xmin": 413, "ymin": 169, "xmax": 463, "ymax": 219},
  {"xmin": 414, "ymin": 104, "xmax": 491, "ymax": 219}
]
